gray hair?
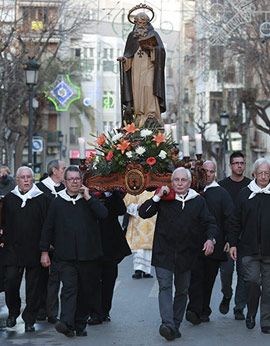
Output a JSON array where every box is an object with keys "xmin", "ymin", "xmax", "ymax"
[
  {"xmin": 134, "ymin": 12, "xmax": 150, "ymax": 23},
  {"xmin": 171, "ymin": 167, "xmax": 192, "ymax": 182},
  {"xmin": 252, "ymin": 158, "xmax": 270, "ymax": 173},
  {"xmin": 47, "ymin": 160, "xmax": 60, "ymax": 176},
  {"xmin": 64, "ymin": 165, "xmax": 82, "ymax": 180},
  {"xmin": 16, "ymin": 166, "xmax": 34, "ymax": 178},
  {"xmin": 203, "ymin": 160, "xmax": 216, "ymax": 170}
]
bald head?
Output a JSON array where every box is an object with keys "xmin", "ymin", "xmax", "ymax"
[{"xmin": 203, "ymin": 160, "xmax": 216, "ymax": 185}]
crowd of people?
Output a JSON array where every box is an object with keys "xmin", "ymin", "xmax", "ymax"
[{"xmin": 0, "ymin": 152, "xmax": 270, "ymax": 341}]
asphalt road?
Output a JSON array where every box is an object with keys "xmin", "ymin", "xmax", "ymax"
[{"xmin": 0, "ymin": 255, "xmax": 269, "ymax": 346}]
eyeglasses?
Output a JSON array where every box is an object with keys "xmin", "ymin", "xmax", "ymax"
[
  {"xmin": 65, "ymin": 178, "xmax": 82, "ymax": 183},
  {"xmin": 231, "ymin": 162, "xmax": 245, "ymax": 166}
]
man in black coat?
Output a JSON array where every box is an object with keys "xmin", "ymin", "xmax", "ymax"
[
  {"xmin": 139, "ymin": 167, "xmax": 217, "ymax": 341},
  {"xmin": 40, "ymin": 165, "xmax": 108, "ymax": 337},
  {"xmin": 87, "ymin": 191, "xmax": 131, "ymax": 325},
  {"xmin": 1, "ymin": 166, "xmax": 50, "ymax": 332},
  {"xmin": 186, "ymin": 160, "xmax": 233, "ymax": 324},
  {"xmin": 218, "ymin": 151, "xmax": 250, "ymax": 320},
  {"xmin": 228, "ymin": 158, "xmax": 270, "ymax": 334},
  {"xmin": 36, "ymin": 159, "xmax": 66, "ymax": 323}
]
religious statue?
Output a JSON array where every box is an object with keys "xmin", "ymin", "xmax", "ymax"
[{"xmin": 118, "ymin": 4, "xmax": 166, "ymax": 125}]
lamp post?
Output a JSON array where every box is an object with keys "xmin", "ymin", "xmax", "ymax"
[
  {"xmin": 219, "ymin": 111, "xmax": 230, "ymax": 178},
  {"xmin": 23, "ymin": 57, "xmax": 40, "ymax": 168},
  {"xmin": 58, "ymin": 131, "xmax": 64, "ymax": 160}
]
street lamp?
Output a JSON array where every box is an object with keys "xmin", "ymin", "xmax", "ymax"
[
  {"xmin": 58, "ymin": 131, "xmax": 64, "ymax": 160},
  {"xmin": 23, "ymin": 57, "xmax": 40, "ymax": 168},
  {"xmin": 219, "ymin": 111, "xmax": 230, "ymax": 178}
]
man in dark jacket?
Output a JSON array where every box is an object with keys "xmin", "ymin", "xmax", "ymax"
[
  {"xmin": 139, "ymin": 167, "xmax": 217, "ymax": 341},
  {"xmin": 36, "ymin": 159, "xmax": 66, "ymax": 323},
  {"xmin": 40, "ymin": 165, "xmax": 108, "ymax": 337},
  {"xmin": 186, "ymin": 160, "xmax": 233, "ymax": 324},
  {"xmin": 87, "ymin": 191, "xmax": 131, "ymax": 325},
  {"xmin": 1, "ymin": 166, "xmax": 50, "ymax": 332},
  {"xmin": 229, "ymin": 158, "xmax": 270, "ymax": 334}
]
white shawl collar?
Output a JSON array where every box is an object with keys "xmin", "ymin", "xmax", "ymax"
[
  {"xmin": 11, "ymin": 184, "xmax": 43, "ymax": 208},
  {"xmin": 175, "ymin": 188, "xmax": 199, "ymax": 209},
  {"xmin": 248, "ymin": 179, "xmax": 270, "ymax": 199},
  {"xmin": 58, "ymin": 189, "xmax": 83, "ymax": 205},
  {"xmin": 41, "ymin": 176, "xmax": 61, "ymax": 196},
  {"xmin": 204, "ymin": 180, "xmax": 220, "ymax": 192}
]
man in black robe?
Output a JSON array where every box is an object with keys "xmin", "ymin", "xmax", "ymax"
[
  {"xmin": 118, "ymin": 12, "xmax": 166, "ymax": 124},
  {"xmin": 139, "ymin": 167, "xmax": 217, "ymax": 341},
  {"xmin": 186, "ymin": 160, "xmax": 233, "ymax": 324},
  {"xmin": 36, "ymin": 159, "xmax": 66, "ymax": 323},
  {"xmin": 40, "ymin": 165, "xmax": 108, "ymax": 337},
  {"xmin": 1, "ymin": 166, "xmax": 50, "ymax": 332}
]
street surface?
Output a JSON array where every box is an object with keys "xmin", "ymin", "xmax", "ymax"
[{"xmin": 0, "ymin": 255, "xmax": 269, "ymax": 346}]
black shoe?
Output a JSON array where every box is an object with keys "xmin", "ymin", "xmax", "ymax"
[
  {"xmin": 6, "ymin": 316, "xmax": 17, "ymax": 328},
  {"xmin": 219, "ymin": 296, "xmax": 231, "ymax": 314},
  {"xmin": 87, "ymin": 317, "xmax": 102, "ymax": 325},
  {"xmin": 142, "ymin": 272, "xmax": 153, "ymax": 278},
  {"xmin": 261, "ymin": 326, "xmax": 270, "ymax": 334},
  {"xmin": 25, "ymin": 323, "xmax": 35, "ymax": 332},
  {"xmin": 102, "ymin": 315, "xmax": 111, "ymax": 322},
  {"xmin": 76, "ymin": 329, "xmax": 87, "ymax": 336},
  {"xmin": 200, "ymin": 314, "xmax": 210, "ymax": 322},
  {"xmin": 132, "ymin": 270, "xmax": 143, "ymax": 279},
  {"xmin": 246, "ymin": 315, "xmax": 256, "ymax": 329},
  {"xmin": 55, "ymin": 321, "xmax": 74, "ymax": 337},
  {"xmin": 174, "ymin": 329, "xmax": 181, "ymax": 338},
  {"xmin": 186, "ymin": 310, "xmax": 201, "ymax": 325},
  {"xmin": 48, "ymin": 316, "xmax": 59, "ymax": 324},
  {"xmin": 159, "ymin": 324, "xmax": 175, "ymax": 341},
  {"xmin": 234, "ymin": 310, "xmax": 245, "ymax": 320},
  {"xmin": 36, "ymin": 311, "xmax": 47, "ymax": 321}
]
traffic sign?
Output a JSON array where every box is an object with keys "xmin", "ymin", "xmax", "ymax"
[{"xmin": 32, "ymin": 138, "xmax": 43, "ymax": 152}]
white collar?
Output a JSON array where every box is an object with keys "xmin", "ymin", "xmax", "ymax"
[
  {"xmin": 248, "ymin": 179, "xmax": 270, "ymax": 199},
  {"xmin": 204, "ymin": 180, "xmax": 219, "ymax": 192},
  {"xmin": 11, "ymin": 184, "xmax": 43, "ymax": 208},
  {"xmin": 41, "ymin": 176, "xmax": 61, "ymax": 195},
  {"xmin": 58, "ymin": 189, "xmax": 83, "ymax": 205},
  {"xmin": 175, "ymin": 188, "xmax": 199, "ymax": 209}
]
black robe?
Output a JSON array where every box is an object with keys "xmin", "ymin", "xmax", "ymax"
[
  {"xmin": 139, "ymin": 195, "xmax": 217, "ymax": 273},
  {"xmin": 98, "ymin": 191, "xmax": 131, "ymax": 263},
  {"xmin": 122, "ymin": 23, "xmax": 166, "ymax": 113},
  {"xmin": 203, "ymin": 186, "xmax": 233, "ymax": 261},
  {"xmin": 40, "ymin": 193, "xmax": 108, "ymax": 262},
  {"xmin": 36, "ymin": 181, "xmax": 65, "ymax": 201},
  {"xmin": 2, "ymin": 192, "xmax": 50, "ymax": 267}
]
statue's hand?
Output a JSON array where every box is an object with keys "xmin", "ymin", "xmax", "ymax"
[{"xmin": 117, "ymin": 56, "xmax": 126, "ymax": 62}]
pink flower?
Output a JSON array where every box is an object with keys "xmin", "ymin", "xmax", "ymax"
[
  {"xmin": 106, "ymin": 151, "xmax": 114, "ymax": 161},
  {"xmin": 146, "ymin": 157, "xmax": 156, "ymax": 166}
]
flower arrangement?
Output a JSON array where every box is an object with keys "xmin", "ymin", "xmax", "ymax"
[{"xmin": 87, "ymin": 122, "xmax": 179, "ymax": 176}]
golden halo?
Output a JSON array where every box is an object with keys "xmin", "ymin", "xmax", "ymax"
[{"xmin": 128, "ymin": 3, "xmax": 155, "ymax": 24}]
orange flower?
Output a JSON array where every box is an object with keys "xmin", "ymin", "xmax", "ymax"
[
  {"xmin": 106, "ymin": 151, "xmax": 114, "ymax": 161},
  {"xmin": 96, "ymin": 133, "xmax": 106, "ymax": 147},
  {"xmin": 123, "ymin": 122, "xmax": 139, "ymax": 134},
  {"xmin": 152, "ymin": 131, "xmax": 166, "ymax": 147},
  {"xmin": 116, "ymin": 138, "xmax": 131, "ymax": 154}
]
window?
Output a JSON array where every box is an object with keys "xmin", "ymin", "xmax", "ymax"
[
  {"xmin": 103, "ymin": 48, "xmax": 114, "ymax": 72},
  {"xmin": 75, "ymin": 48, "xmax": 81, "ymax": 58},
  {"xmin": 209, "ymin": 46, "xmax": 224, "ymax": 70},
  {"xmin": 69, "ymin": 127, "xmax": 80, "ymax": 144},
  {"xmin": 209, "ymin": 92, "xmax": 223, "ymax": 122}
]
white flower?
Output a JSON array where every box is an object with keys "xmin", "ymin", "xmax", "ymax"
[
  {"xmin": 126, "ymin": 151, "xmax": 133, "ymax": 158},
  {"xmin": 140, "ymin": 129, "xmax": 153, "ymax": 137},
  {"xmin": 158, "ymin": 150, "xmax": 167, "ymax": 159},
  {"xmin": 112, "ymin": 133, "xmax": 123, "ymax": 142},
  {"xmin": 135, "ymin": 146, "xmax": 146, "ymax": 155}
]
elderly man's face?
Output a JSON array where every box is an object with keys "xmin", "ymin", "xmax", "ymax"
[
  {"xmin": 136, "ymin": 16, "xmax": 148, "ymax": 28},
  {"xmin": 17, "ymin": 168, "xmax": 33, "ymax": 193},
  {"xmin": 171, "ymin": 170, "xmax": 191, "ymax": 195},
  {"xmin": 254, "ymin": 162, "xmax": 270, "ymax": 188},
  {"xmin": 203, "ymin": 161, "xmax": 216, "ymax": 186},
  {"xmin": 64, "ymin": 171, "xmax": 82, "ymax": 195}
]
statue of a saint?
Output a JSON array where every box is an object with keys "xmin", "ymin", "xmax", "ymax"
[{"xmin": 118, "ymin": 8, "xmax": 166, "ymax": 125}]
